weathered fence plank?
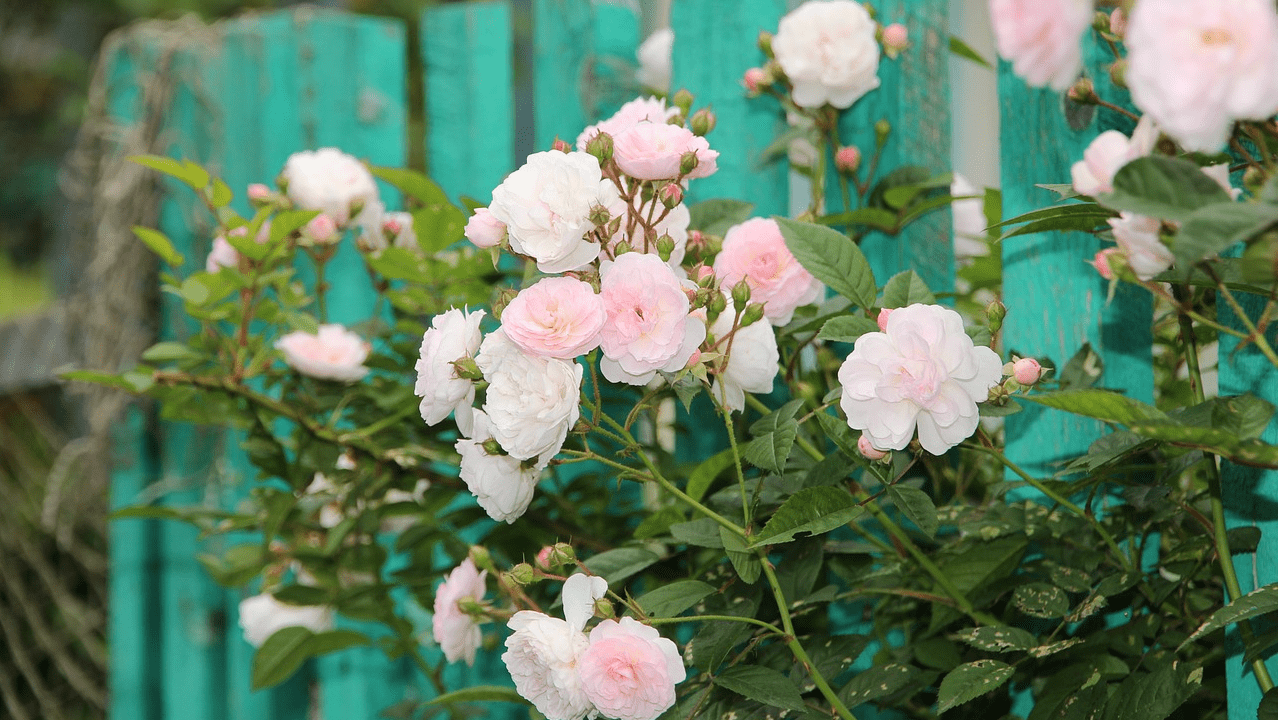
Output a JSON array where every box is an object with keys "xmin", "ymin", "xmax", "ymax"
[{"xmin": 532, "ymin": 0, "xmax": 593, "ymax": 148}]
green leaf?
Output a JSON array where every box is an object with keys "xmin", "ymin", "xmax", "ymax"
[
  {"xmin": 371, "ymin": 166, "xmax": 449, "ymax": 204},
  {"xmin": 132, "ymin": 226, "xmax": 185, "ymax": 266},
  {"xmin": 427, "ymin": 685, "xmax": 530, "ymax": 706},
  {"xmin": 1128, "ymin": 422, "xmax": 1278, "ymax": 469},
  {"xmin": 999, "ymin": 212, "xmax": 1114, "ymax": 241},
  {"xmin": 880, "ymin": 270, "xmax": 936, "ymax": 308},
  {"xmin": 1100, "ymin": 659, "xmax": 1201, "ymax": 720},
  {"xmin": 209, "ymin": 178, "xmax": 233, "ymax": 207},
  {"xmin": 818, "ymin": 207, "xmax": 900, "ymax": 233},
  {"xmin": 951, "ymin": 627, "xmax": 1039, "ymax": 652},
  {"xmin": 1057, "ymin": 342, "xmax": 1104, "ymax": 390},
  {"xmin": 412, "ymin": 203, "xmax": 468, "ymax": 254},
  {"xmin": 937, "ymin": 660, "xmax": 1015, "ymax": 713},
  {"xmin": 269, "ymin": 210, "xmax": 323, "ymax": 249},
  {"xmin": 687, "ymin": 199, "xmax": 755, "ymax": 235},
  {"xmin": 814, "ymin": 410, "xmax": 864, "ymax": 460},
  {"xmin": 60, "ymin": 369, "xmax": 138, "ymax": 392},
  {"xmin": 635, "ymin": 580, "xmax": 716, "ymax": 618},
  {"xmin": 1013, "ymin": 583, "xmax": 1070, "ymax": 618},
  {"xmin": 742, "ymin": 399, "xmax": 803, "ymax": 473},
  {"xmin": 1183, "ymin": 581, "xmax": 1278, "ymax": 646},
  {"xmin": 580, "ymin": 548, "xmax": 660, "ymax": 586},
  {"xmin": 885, "ymin": 484, "xmax": 938, "ymax": 538},
  {"xmin": 306, "ymin": 629, "xmax": 371, "ymax": 655},
  {"xmin": 989, "ymin": 202, "xmax": 1113, "ymax": 231},
  {"xmin": 817, "ymin": 315, "xmax": 880, "ymax": 344},
  {"xmin": 721, "ymin": 527, "xmax": 762, "ymax": 583},
  {"xmin": 1260, "ymin": 688, "xmax": 1278, "ymax": 720},
  {"xmin": 1099, "ymin": 155, "xmax": 1231, "ymax": 222},
  {"xmin": 839, "ymin": 663, "xmax": 924, "ymax": 707},
  {"xmin": 670, "ymin": 518, "xmax": 724, "ymax": 548},
  {"xmin": 110, "ymin": 505, "xmax": 189, "ymax": 522},
  {"xmin": 141, "ymin": 341, "xmax": 200, "ymax": 363},
  {"xmin": 777, "ymin": 217, "xmax": 877, "ymax": 309},
  {"xmin": 686, "ymin": 448, "xmax": 735, "ymax": 502},
  {"xmin": 1171, "ymin": 201, "xmax": 1278, "ymax": 271},
  {"xmin": 129, "ymin": 154, "xmax": 209, "ymax": 189},
  {"xmin": 753, "ymin": 486, "xmax": 864, "ymax": 547},
  {"xmin": 251, "ymin": 626, "xmax": 314, "ymax": 690},
  {"xmin": 949, "ymin": 35, "xmax": 992, "ymax": 68},
  {"xmin": 714, "ymin": 665, "xmax": 807, "ymax": 713},
  {"xmin": 1020, "ymin": 389, "xmax": 1168, "ymax": 426}
]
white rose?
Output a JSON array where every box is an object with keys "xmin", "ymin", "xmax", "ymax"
[
  {"xmin": 456, "ymin": 411, "xmax": 544, "ymax": 523},
  {"xmin": 838, "ymin": 304, "xmax": 1002, "ymax": 454},
  {"xmin": 1108, "ymin": 212, "xmax": 1173, "ymax": 280},
  {"xmin": 635, "ymin": 28, "xmax": 674, "ymax": 94},
  {"xmin": 432, "ymin": 558, "xmax": 488, "ymax": 666},
  {"xmin": 708, "ymin": 297, "xmax": 780, "ymax": 413},
  {"xmin": 281, "ymin": 147, "xmax": 380, "ymax": 226},
  {"xmin": 502, "ymin": 574, "xmax": 608, "ymax": 720},
  {"xmin": 238, "ymin": 592, "xmax": 334, "ymax": 648},
  {"xmin": 415, "ymin": 308, "xmax": 486, "ymax": 437},
  {"xmin": 488, "ymin": 151, "xmax": 618, "ymax": 273},
  {"xmin": 773, "ymin": 0, "xmax": 881, "ymax": 109},
  {"xmin": 475, "ymin": 330, "xmax": 583, "ymax": 461},
  {"xmin": 1070, "ymin": 116, "xmax": 1159, "ymax": 196}
]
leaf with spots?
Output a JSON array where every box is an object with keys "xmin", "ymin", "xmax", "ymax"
[
  {"xmin": 713, "ymin": 665, "xmax": 807, "ymax": 713},
  {"xmin": 1182, "ymin": 581, "xmax": 1278, "ymax": 647},
  {"xmin": 1013, "ymin": 583, "xmax": 1070, "ymax": 618},
  {"xmin": 839, "ymin": 663, "xmax": 924, "ymax": 707},
  {"xmin": 937, "ymin": 660, "xmax": 1015, "ymax": 713},
  {"xmin": 951, "ymin": 626, "xmax": 1038, "ymax": 652}
]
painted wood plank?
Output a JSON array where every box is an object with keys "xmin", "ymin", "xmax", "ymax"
[
  {"xmin": 1220, "ymin": 292, "xmax": 1278, "ymax": 720},
  {"xmin": 828, "ymin": 0, "xmax": 953, "ymax": 293},
  {"xmin": 532, "ymin": 0, "xmax": 593, "ymax": 149},
  {"xmin": 422, "ymin": 0, "xmax": 515, "ymax": 204},
  {"xmin": 587, "ymin": 1, "xmax": 640, "ymax": 122},
  {"xmin": 670, "ymin": 0, "xmax": 789, "ymax": 217},
  {"xmin": 997, "ymin": 36, "xmax": 1153, "ymax": 482}
]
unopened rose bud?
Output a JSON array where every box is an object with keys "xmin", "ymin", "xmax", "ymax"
[
  {"xmin": 835, "ymin": 146, "xmax": 862, "ymax": 174},
  {"xmin": 1109, "ymin": 8, "xmax": 1126, "ymax": 35},
  {"xmin": 247, "ymin": 183, "xmax": 272, "ymax": 203},
  {"xmin": 613, "ymin": 240, "xmax": 632, "ymax": 256},
  {"xmin": 690, "ymin": 108, "xmax": 716, "ymax": 136},
  {"xmin": 876, "ymin": 307, "xmax": 893, "ymax": 332},
  {"xmin": 348, "ymin": 199, "xmax": 365, "ymax": 223},
  {"xmin": 469, "ymin": 545, "xmax": 496, "ymax": 573},
  {"xmin": 586, "ymin": 131, "xmax": 614, "ymax": 164},
  {"xmin": 593, "ymin": 597, "xmax": 615, "ymax": 619},
  {"xmin": 275, "ymin": 173, "xmax": 290, "ymax": 194},
  {"xmin": 679, "ymin": 151, "xmax": 700, "ymax": 176},
  {"xmin": 672, "ymin": 89, "xmax": 694, "ymax": 115},
  {"xmin": 695, "ymin": 264, "xmax": 714, "ymax": 283},
  {"xmin": 857, "ymin": 434, "xmax": 888, "ymax": 461},
  {"xmin": 465, "ymin": 208, "xmax": 507, "ymax": 249},
  {"xmin": 874, "ymin": 119, "xmax": 892, "ymax": 146},
  {"xmin": 306, "ymin": 214, "xmax": 338, "ymax": 243},
  {"xmin": 382, "ymin": 217, "xmax": 403, "ymax": 239},
  {"xmin": 656, "ymin": 234, "xmax": 676, "ymax": 261},
  {"xmin": 552, "ymin": 137, "xmax": 572, "ymax": 153},
  {"xmin": 731, "ymin": 278, "xmax": 752, "ymax": 307},
  {"xmin": 492, "ymin": 286, "xmax": 519, "ymax": 319},
  {"xmin": 507, "ymin": 563, "xmax": 535, "ymax": 586},
  {"xmin": 1090, "ymin": 247, "xmax": 1120, "ymax": 280},
  {"xmin": 1012, "ymin": 357, "xmax": 1043, "ymax": 385},
  {"xmin": 758, "ymin": 30, "xmax": 774, "ymax": 58},
  {"xmin": 535, "ymin": 546, "xmax": 555, "ymax": 570},
  {"xmin": 481, "ymin": 438, "xmax": 503, "ymax": 456},
  {"xmin": 457, "ymin": 598, "xmax": 486, "ymax": 615},
  {"xmin": 588, "ymin": 204, "xmax": 611, "ymax": 227},
  {"xmin": 1068, "ymin": 77, "xmax": 1097, "ymax": 104},
  {"xmin": 684, "ymin": 349, "xmax": 702, "ymax": 369},
  {"xmin": 881, "ymin": 23, "xmax": 908, "ymax": 58},
  {"xmin": 451, "ymin": 355, "xmax": 483, "ymax": 381},
  {"xmin": 1108, "ymin": 59, "xmax": 1127, "ymax": 89},
  {"xmin": 743, "ymin": 67, "xmax": 766, "ymax": 93},
  {"xmin": 659, "ymin": 182, "xmax": 683, "ymax": 209},
  {"xmin": 986, "ymin": 300, "xmax": 1007, "ymax": 333},
  {"xmin": 551, "ymin": 542, "xmax": 575, "ymax": 565},
  {"xmin": 740, "ymin": 302, "xmax": 766, "ymax": 328},
  {"xmin": 687, "ymin": 230, "xmax": 706, "ymax": 250}
]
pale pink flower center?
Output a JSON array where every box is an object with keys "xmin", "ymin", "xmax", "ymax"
[{"xmin": 886, "ymin": 357, "xmax": 943, "ymax": 404}]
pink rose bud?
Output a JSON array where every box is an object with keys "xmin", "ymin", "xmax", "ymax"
[
  {"xmin": 1012, "ymin": 357, "xmax": 1043, "ymax": 385},
  {"xmin": 744, "ymin": 67, "xmax": 766, "ymax": 92},
  {"xmin": 877, "ymin": 307, "xmax": 893, "ymax": 332},
  {"xmin": 684, "ymin": 349, "xmax": 702, "ymax": 369},
  {"xmin": 882, "ymin": 23, "xmax": 908, "ymax": 56},
  {"xmin": 464, "ymin": 208, "xmax": 507, "ymax": 249},
  {"xmin": 835, "ymin": 146, "xmax": 862, "ymax": 174},
  {"xmin": 695, "ymin": 265, "xmax": 714, "ymax": 281},
  {"xmin": 1090, "ymin": 247, "xmax": 1119, "ymax": 280},
  {"xmin": 247, "ymin": 183, "xmax": 271, "ymax": 201},
  {"xmin": 659, "ymin": 182, "xmax": 683, "ymax": 208},
  {"xmin": 382, "ymin": 217, "xmax": 403, "ymax": 237},
  {"xmin": 857, "ymin": 434, "xmax": 888, "ymax": 461},
  {"xmin": 306, "ymin": 214, "xmax": 338, "ymax": 243},
  {"xmin": 1109, "ymin": 8, "xmax": 1126, "ymax": 35},
  {"xmin": 535, "ymin": 546, "xmax": 554, "ymax": 570},
  {"xmin": 552, "ymin": 137, "xmax": 572, "ymax": 153},
  {"xmin": 687, "ymin": 229, "xmax": 706, "ymax": 249}
]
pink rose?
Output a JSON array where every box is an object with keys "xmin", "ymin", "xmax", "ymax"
[
  {"xmin": 576, "ymin": 97, "xmax": 679, "ymax": 152},
  {"xmin": 990, "ymin": 0, "xmax": 1093, "ymax": 91},
  {"xmin": 598, "ymin": 253, "xmax": 705, "ymax": 385},
  {"xmin": 1070, "ymin": 116, "xmax": 1159, "ymax": 196},
  {"xmin": 1012, "ymin": 357, "xmax": 1043, "ymax": 385},
  {"xmin": 1108, "ymin": 212, "xmax": 1172, "ymax": 280},
  {"xmin": 1126, "ymin": 0, "xmax": 1278, "ymax": 152},
  {"xmin": 433, "ymin": 558, "xmax": 488, "ymax": 666},
  {"xmin": 578, "ymin": 617, "xmax": 686, "ymax": 720},
  {"xmin": 613, "ymin": 122, "xmax": 719, "ymax": 181},
  {"xmin": 876, "ymin": 308, "xmax": 893, "ymax": 332},
  {"xmin": 206, "ymin": 235, "xmax": 240, "ymax": 273},
  {"xmin": 465, "ymin": 208, "xmax": 507, "ymax": 249},
  {"xmin": 713, "ymin": 218, "xmax": 824, "ymax": 326},
  {"xmin": 276, "ymin": 324, "xmax": 370, "ymax": 382},
  {"xmin": 501, "ymin": 277, "xmax": 607, "ymax": 359}
]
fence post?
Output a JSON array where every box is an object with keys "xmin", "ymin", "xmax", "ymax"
[
  {"xmin": 997, "ymin": 37, "xmax": 1153, "ymax": 482},
  {"xmin": 1220, "ymin": 294, "xmax": 1278, "ymax": 720}
]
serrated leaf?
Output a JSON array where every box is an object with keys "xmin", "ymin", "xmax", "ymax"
[
  {"xmin": 818, "ymin": 315, "xmax": 880, "ymax": 344},
  {"xmin": 777, "ymin": 217, "xmax": 876, "ymax": 309},
  {"xmin": 132, "ymin": 226, "xmax": 185, "ymax": 266},
  {"xmin": 817, "ymin": 207, "xmax": 900, "ymax": 233},
  {"xmin": 269, "ymin": 210, "xmax": 322, "ymax": 248},
  {"xmin": 753, "ymin": 487, "xmax": 863, "ymax": 547},
  {"xmin": 670, "ymin": 518, "xmax": 724, "ymax": 548},
  {"xmin": 251, "ymin": 626, "xmax": 313, "ymax": 690},
  {"xmin": 952, "ymin": 626, "xmax": 1038, "ymax": 652},
  {"xmin": 1260, "ymin": 687, "xmax": 1278, "ymax": 720},
  {"xmin": 580, "ymin": 548, "xmax": 660, "ymax": 586},
  {"xmin": 306, "ymin": 629, "xmax": 370, "ymax": 655},
  {"xmin": 687, "ymin": 448, "xmax": 736, "ymax": 502},
  {"xmin": 1013, "ymin": 583, "xmax": 1070, "ymax": 618},
  {"xmin": 743, "ymin": 399, "xmax": 803, "ymax": 473},
  {"xmin": 1171, "ymin": 202, "xmax": 1278, "ymax": 272},
  {"xmin": 880, "ymin": 270, "xmax": 936, "ymax": 308},
  {"xmin": 721, "ymin": 527, "xmax": 762, "ymax": 583},
  {"xmin": 1100, "ymin": 659, "xmax": 1200, "ymax": 720},
  {"xmin": 1099, "ymin": 155, "xmax": 1230, "ymax": 222},
  {"xmin": 937, "ymin": 660, "xmax": 1014, "ymax": 713},
  {"xmin": 839, "ymin": 663, "xmax": 923, "ymax": 706},
  {"xmin": 1020, "ymin": 389, "xmax": 1167, "ymax": 426},
  {"xmin": 1183, "ymin": 581, "xmax": 1278, "ymax": 646},
  {"xmin": 427, "ymin": 685, "xmax": 530, "ymax": 706},
  {"xmin": 885, "ymin": 484, "xmax": 938, "ymax": 538},
  {"xmin": 687, "ymin": 198, "xmax": 755, "ymax": 235},
  {"xmin": 714, "ymin": 665, "xmax": 807, "ymax": 713},
  {"xmin": 635, "ymin": 580, "xmax": 717, "ymax": 618}
]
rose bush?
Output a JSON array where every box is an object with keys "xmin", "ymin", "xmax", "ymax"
[{"xmin": 81, "ymin": 2, "xmax": 1278, "ymax": 719}]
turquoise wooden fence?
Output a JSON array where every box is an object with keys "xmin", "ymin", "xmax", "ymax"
[{"xmin": 100, "ymin": 2, "xmax": 1277, "ymax": 719}]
